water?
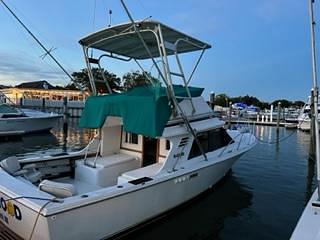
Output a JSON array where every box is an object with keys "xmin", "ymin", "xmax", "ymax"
[{"xmin": 0, "ymin": 121, "xmax": 315, "ymax": 240}]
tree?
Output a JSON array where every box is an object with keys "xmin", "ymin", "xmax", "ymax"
[
  {"xmin": 70, "ymin": 68, "xmax": 121, "ymax": 93},
  {"xmin": 271, "ymin": 99, "xmax": 292, "ymax": 108},
  {"xmin": 214, "ymin": 94, "xmax": 230, "ymax": 107},
  {"xmin": 122, "ymin": 71, "xmax": 158, "ymax": 91},
  {"xmin": 292, "ymin": 101, "xmax": 305, "ymax": 108},
  {"xmin": 64, "ymin": 83, "xmax": 78, "ymax": 90}
]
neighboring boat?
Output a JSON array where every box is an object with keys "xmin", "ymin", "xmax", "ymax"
[
  {"xmin": 0, "ymin": 101, "xmax": 62, "ymax": 136},
  {"xmin": 285, "ymin": 108, "xmax": 300, "ymax": 124},
  {"xmin": 297, "ymin": 96, "xmax": 320, "ymax": 131},
  {"xmin": 0, "ymin": 3, "xmax": 256, "ymax": 239}
]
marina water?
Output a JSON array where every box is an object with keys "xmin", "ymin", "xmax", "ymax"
[{"xmin": 0, "ymin": 119, "xmax": 315, "ymax": 239}]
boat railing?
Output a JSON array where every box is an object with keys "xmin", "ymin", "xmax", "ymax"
[
  {"xmin": 218, "ymin": 131, "xmax": 253, "ymax": 157},
  {"xmin": 83, "ymin": 135, "xmax": 101, "ymax": 167}
]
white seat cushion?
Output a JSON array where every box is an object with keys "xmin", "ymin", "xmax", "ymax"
[{"xmin": 39, "ymin": 180, "xmax": 77, "ymax": 198}]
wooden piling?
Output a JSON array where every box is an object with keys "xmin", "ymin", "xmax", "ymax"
[
  {"xmin": 209, "ymin": 92, "xmax": 215, "ymax": 110},
  {"xmin": 63, "ymin": 96, "xmax": 69, "ymax": 136},
  {"xmin": 228, "ymin": 101, "xmax": 232, "ymax": 129},
  {"xmin": 276, "ymin": 102, "xmax": 281, "ymax": 134}
]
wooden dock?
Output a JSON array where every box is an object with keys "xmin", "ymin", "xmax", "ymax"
[{"xmin": 229, "ymin": 120, "xmax": 297, "ymax": 128}]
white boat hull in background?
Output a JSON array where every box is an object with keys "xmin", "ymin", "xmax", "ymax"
[{"xmin": 0, "ymin": 109, "xmax": 61, "ymax": 136}]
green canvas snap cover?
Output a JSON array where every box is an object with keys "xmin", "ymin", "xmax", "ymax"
[{"xmin": 79, "ymin": 85, "xmax": 203, "ymax": 137}]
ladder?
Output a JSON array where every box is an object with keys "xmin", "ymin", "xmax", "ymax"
[
  {"xmin": 86, "ymin": 57, "xmax": 112, "ymax": 95},
  {"xmin": 158, "ymin": 40, "xmax": 196, "ymax": 114}
]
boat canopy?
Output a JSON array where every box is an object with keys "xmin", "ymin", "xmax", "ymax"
[
  {"xmin": 79, "ymin": 20, "xmax": 211, "ymax": 59},
  {"xmin": 79, "ymin": 85, "xmax": 203, "ymax": 137}
]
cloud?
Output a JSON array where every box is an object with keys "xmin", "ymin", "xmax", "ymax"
[{"xmin": 0, "ymin": 51, "xmax": 69, "ymax": 86}]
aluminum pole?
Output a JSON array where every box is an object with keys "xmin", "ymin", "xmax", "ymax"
[{"xmin": 308, "ymin": 0, "xmax": 320, "ymax": 199}]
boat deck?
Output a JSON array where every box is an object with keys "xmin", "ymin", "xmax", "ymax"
[{"xmin": 0, "ymin": 221, "xmax": 22, "ymax": 240}]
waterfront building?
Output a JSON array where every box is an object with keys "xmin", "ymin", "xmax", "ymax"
[{"xmin": 0, "ymin": 80, "xmax": 88, "ymax": 104}]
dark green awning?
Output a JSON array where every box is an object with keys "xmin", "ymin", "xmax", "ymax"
[{"xmin": 79, "ymin": 85, "xmax": 203, "ymax": 137}]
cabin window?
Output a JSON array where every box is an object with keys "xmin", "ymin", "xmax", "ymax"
[
  {"xmin": 125, "ymin": 132, "xmax": 139, "ymax": 144},
  {"xmin": 165, "ymin": 140, "xmax": 171, "ymax": 150},
  {"xmin": 188, "ymin": 128, "xmax": 233, "ymax": 159}
]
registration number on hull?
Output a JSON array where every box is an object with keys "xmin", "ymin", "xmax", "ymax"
[{"xmin": 0, "ymin": 195, "xmax": 22, "ymax": 224}]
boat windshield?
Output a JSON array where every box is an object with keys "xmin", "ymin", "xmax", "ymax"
[{"xmin": 0, "ymin": 104, "xmax": 19, "ymax": 114}]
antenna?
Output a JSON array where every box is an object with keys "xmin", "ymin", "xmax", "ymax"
[
  {"xmin": 0, "ymin": 0, "xmax": 74, "ymax": 82},
  {"xmin": 108, "ymin": 9, "xmax": 112, "ymax": 27}
]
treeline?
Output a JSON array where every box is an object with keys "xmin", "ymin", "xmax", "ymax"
[
  {"xmin": 213, "ymin": 94, "xmax": 305, "ymax": 109},
  {"xmin": 65, "ymin": 69, "xmax": 305, "ymax": 109},
  {"xmin": 65, "ymin": 68, "xmax": 153, "ymax": 93}
]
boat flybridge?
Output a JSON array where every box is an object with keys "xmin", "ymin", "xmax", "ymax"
[{"xmin": 0, "ymin": 3, "xmax": 256, "ymax": 240}]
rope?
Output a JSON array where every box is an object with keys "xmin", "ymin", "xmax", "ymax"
[
  {"xmin": 236, "ymin": 113, "xmax": 308, "ymax": 145},
  {"xmin": 28, "ymin": 200, "xmax": 52, "ymax": 240},
  {"xmin": 3, "ymin": 196, "xmax": 62, "ymax": 240}
]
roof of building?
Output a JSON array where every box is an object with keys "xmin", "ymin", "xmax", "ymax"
[{"xmin": 15, "ymin": 80, "xmax": 56, "ymax": 90}]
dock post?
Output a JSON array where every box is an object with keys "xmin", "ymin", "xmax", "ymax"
[
  {"xmin": 42, "ymin": 98, "xmax": 46, "ymax": 112},
  {"xmin": 228, "ymin": 101, "xmax": 232, "ymax": 129},
  {"xmin": 276, "ymin": 102, "xmax": 281, "ymax": 134},
  {"xmin": 63, "ymin": 97, "xmax": 69, "ymax": 145},
  {"xmin": 270, "ymin": 105, "xmax": 274, "ymax": 122},
  {"xmin": 209, "ymin": 92, "xmax": 215, "ymax": 110}
]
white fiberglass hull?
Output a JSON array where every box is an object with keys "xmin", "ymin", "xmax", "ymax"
[
  {"xmin": 0, "ymin": 154, "xmax": 242, "ymax": 240},
  {"xmin": 0, "ymin": 110, "xmax": 61, "ymax": 136},
  {"xmin": 291, "ymin": 188, "xmax": 320, "ymax": 239}
]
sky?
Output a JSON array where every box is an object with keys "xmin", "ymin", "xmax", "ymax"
[{"xmin": 0, "ymin": 0, "xmax": 318, "ymax": 102}]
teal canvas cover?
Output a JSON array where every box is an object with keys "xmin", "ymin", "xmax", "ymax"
[{"xmin": 79, "ymin": 85, "xmax": 204, "ymax": 137}]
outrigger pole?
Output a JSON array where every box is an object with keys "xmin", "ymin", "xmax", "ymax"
[
  {"xmin": 119, "ymin": 0, "xmax": 208, "ymax": 162},
  {"xmin": 0, "ymin": 0, "xmax": 74, "ymax": 82},
  {"xmin": 307, "ymin": 0, "xmax": 320, "ymax": 198}
]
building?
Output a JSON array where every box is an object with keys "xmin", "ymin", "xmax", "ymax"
[{"xmin": 1, "ymin": 80, "xmax": 89, "ymax": 104}]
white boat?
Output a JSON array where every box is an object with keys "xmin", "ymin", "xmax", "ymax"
[
  {"xmin": 297, "ymin": 96, "xmax": 320, "ymax": 131},
  {"xmin": 0, "ymin": 3, "xmax": 256, "ymax": 239},
  {"xmin": 0, "ymin": 102, "xmax": 62, "ymax": 136}
]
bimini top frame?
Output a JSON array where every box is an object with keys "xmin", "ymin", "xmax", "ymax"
[
  {"xmin": 79, "ymin": 0, "xmax": 210, "ymax": 161},
  {"xmin": 79, "ymin": 19, "xmax": 211, "ymax": 98},
  {"xmin": 79, "ymin": 20, "xmax": 211, "ymax": 60}
]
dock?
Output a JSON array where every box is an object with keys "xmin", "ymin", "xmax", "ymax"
[{"xmin": 229, "ymin": 120, "xmax": 297, "ymax": 128}]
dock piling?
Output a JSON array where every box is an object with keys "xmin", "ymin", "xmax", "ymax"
[
  {"xmin": 228, "ymin": 101, "xmax": 232, "ymax": 129},
  {"xmin": 276, "ymin": 102, "xmax": 281, "ymax": 134},
  {"xmin": 209, "ymin": 92, "xmax": 215, "ymax": 110},
  {"xmin": 63, "ymin": 96, "xmax": 69, "ymax": 136}
]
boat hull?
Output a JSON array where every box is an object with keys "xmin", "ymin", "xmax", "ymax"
[
  {"xmin": 0, "ymin": 115, "xmax": 61, "ymax": 136},
  {"xmin": 0, "ymin": 155, "xmax": 241, "ymax": 240},
  {"xmin": 291, "ymin": 189, "xmax": 320, "ymax": 240}
]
